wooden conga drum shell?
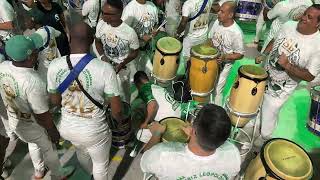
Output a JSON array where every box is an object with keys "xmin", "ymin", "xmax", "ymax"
[
  {"xmin": 244, "ymin": 138, "xmax": 313, "ymax": 180},
  {"xmin": 189, "ymin": 44, "xmax": 219, "ymax": 101},
  {"xmin": 229, "ymin": 65, "xmax": 268, "ymax": 127},
  {"xmin": 153, "ymin": 37, "xmax": 182, "ymax": 82},
  {"xmin": 192, "ymin": 95, "xmax": 210, "ymax": 104},
  {"xmin": 159, "ymin": 117, "xmax": 189, "ymax": 143}
]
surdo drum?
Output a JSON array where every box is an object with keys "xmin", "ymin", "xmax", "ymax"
[
  {"xmin": 244, "ymin": 138, "xmax": 313, "ymax": 180},
  {"xmin": 107, "ymin": 102, "xmax": 132, "ymax": 149},
  {"xmin": 226, "ymin": 65, "xmax": 268, "ymax": 127},
  {"xmin": 308, "ymin": 86, "xmax": 320, "ymax": 136},
  {"xmin": 236, "ymin": 0, "xmax": 263, "ymax": 21}
]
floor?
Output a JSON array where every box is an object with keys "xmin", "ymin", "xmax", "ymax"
[{"xmin": 1, "ymin": 9, "xmax": 320, "ymax": 180}]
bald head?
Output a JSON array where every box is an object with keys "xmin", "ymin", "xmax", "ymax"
[
  {"xmin": 222, "ymin": 1, "xmax": 236, "ymax": 18},
  {"xmin": 70, "ymin": 22, "xmax": 94, "ymax": 46}
]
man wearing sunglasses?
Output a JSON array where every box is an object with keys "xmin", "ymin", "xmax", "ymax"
[{"xmin": 140, "ymin": 104, "xmax": 241, "ymax": 180}]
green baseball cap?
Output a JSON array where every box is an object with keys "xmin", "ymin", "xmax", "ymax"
[{"xmin": 5, "ymin": 34, "xmax": 43, "ymax": 62}]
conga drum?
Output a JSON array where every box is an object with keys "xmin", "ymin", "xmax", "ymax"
[
  {"xmin": 152, "ymin": 36, "xmax": 182, "ymax": 83},
  {"xmin": 244, "ymin": 138, "xmax": 313, "ymax": 180},
  {"xmin": 108, "ymin": 102, "xmax": 132, "ymax": 149},
  {"xmin": 189, "ymin": 44, "xmax": 219, "ymax": 104},
  {"xmin": 236, "ymin": 0, "xmax": 263, "ymax": 21},
  {"xmin": 308, "ymin": 86, "xmax": 320, "ymax": 136},
  {"xmin": 227, "ymin": 65, "xmax": 268, "ymax": 127},
  {"xmin": 159, "ymin": 117, "xmax": 189, "ymax": 143}
]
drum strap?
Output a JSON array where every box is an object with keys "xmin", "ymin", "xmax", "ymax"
[
  {"xmin": 188, "ymin": 0, "xmax": 209, "ymax": 22},
  {"xmin": 57, "ymin": 54, "xmax": 105, "ymax": 110}
]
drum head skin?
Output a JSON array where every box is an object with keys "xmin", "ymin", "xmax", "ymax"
[
  {"xmin": 240, "ymin": 65, "xmax": 268, "ymax": 80},
  {"xmin": 160, "ymin": 117, "xmax": 189, "ymax": 143},
  {"xmin": 262, "ymin": 139, "xmax": 313, "ymax": 179},
  {"xmin": 191, "ymin": 44, "xmax": 219, "ymax": 59},
  {"xmin": 157, "ymin": 37, "xmax": 182, "ymax": 54}
]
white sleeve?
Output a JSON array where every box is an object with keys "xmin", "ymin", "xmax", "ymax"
[
  {"xmin": 140, "ymin": 144, "xmax": 165, "ymax": 175},
  {"xmin": 306, "ymin": 50, "xmax": 320, "ymax": 77},
  {"xmin": 231, "ymin": 32, "xmax": 245, "ymax": 54},
  {"xmin": 208, "ymin": 20, "xmax": 218, "ymax": 38},
  {"xmin": 82, "ymin": 0, "xmax": 92, "ymax": 16},
  {"xmin": 103, "ymin": 63, "xmax": 120, "ymax": 97},
  {"xmin": 129, "ymin": 29, "xmax": 139, "ymax": 50},
  {"xmin": 121, "ymin": 6, "xmax": 133, "ymax": 26},
  {"xmin": 267, "ymin": 2, "xmax": 284, "ymax": 20},
  {"xmin": 27, "ymin": 77, "xmax": 49, "ymax": 114},
  {"xmin": 49, "ymin": 27, "xmax": 61, "ymax": 38},
  {"xmin": 182, "ymin": 1, "xmax": 191, "ymax": 17},
  {"xmin": 47, "ymin": 59, "xmax": 60, "ymax": 94},
  {"xmin": 0, "ymin": 2, "xmax": 14, "ymax": 23}
]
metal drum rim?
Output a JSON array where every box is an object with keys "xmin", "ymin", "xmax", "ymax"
[
  {"xmin": 191, "ymin": 45, "xmax": 220, "ymax": 60},
  {"xmin": 260, "ymin": 138, "xmax": 313, "ymax": 180}
]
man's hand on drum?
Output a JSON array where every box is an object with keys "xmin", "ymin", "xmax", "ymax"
[
  {"xmin": 277, "ymin": 53, "xmax": 290, "ymax": 69},
  {"xmin": 149, "ymin": 122, "xmax": 166, "ymax": 137},
  {"xmin": 255, "ymin": 53, "xmax": 268, "ymax": 64},
  {"xmin": 217, "ymin": 54, "xmax": 226, "ymax": 64}
]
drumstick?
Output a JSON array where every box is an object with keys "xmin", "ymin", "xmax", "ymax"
[{"xmin": 156, "ymin": 20, "xmax": 167, "ymax": 32}]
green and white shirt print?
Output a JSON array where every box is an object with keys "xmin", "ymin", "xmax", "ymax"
[
  {"xmin": 122, "ymin": 0, "xmax": 158, "ymax": 46},
  {"xmin": 34, "ymin": 26, "xmax": 61, "ymax": 82},
  {"xmin": 47, "ymin": 54, "xmax": 120, "ymax": 121},
  {"xmin": 0, "ymin": 61, "xmax": 49, "ymax": 123},
  {"xmin": 95, "ymin": 20, "xmax": 139, "ymax": 64},
  {"xmin": 182, "ymin": 0, "xmax": 214, "ymax": 38},
  {"xmin": 140, "ymin": 142, "xmax": 241, "ymax": 180},
  {"xmin": 266, "ymin": 21, "xmax": 320, "ymax": 97}
]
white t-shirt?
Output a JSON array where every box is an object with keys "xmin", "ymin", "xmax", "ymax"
[
  {"xmin": 166, "ymin": 0, "xmax": 182, "ymax": 21},
  {"xmin": 152, "ymin": 84, "xmax": 182, "ymax": 121},
  {"xmin": 121, "ymin": 0, "xmax": 158, "ymax": 46},
  {"xmin": 208, "ymin": 20, "xmax": 245, "ymax": 63},
  {"xmin": 95, "ymin": 20, "xmax": 139, "ymax": 64},
  {"xmin": 314, "ymin": 0, "xmax": 320, "ymax": 4},
  {"xmin": 0, "ymin": 61, "xmax": 49, "ymax": 124},
  {"xmin": 218, "ymin": 0, "xmax": 235, "ymax": 6},
  {"xmin": 266, "ymin": 0, "xmax": 313, "ymax": 40},
  {"xmin": 34, "ymin": 26, "xmax": 61, "ymax": 81},
  {"xmin": 141, "ymin": 141, "xmax": 241, "ymax": 180},
  {"xmin": 266, "ymin": 21, "xmax": 320, "ymax": 97},
  {"xmin": 0, "ymin": 0, "xmax": 15, "ymax": 41},
  {"xmin": 47, "ymin": 54, "xmax": 120, "ymax": 122},
  {"xmin": 182, "ymin": 0, "xmax": 214, "ymax": 38},
  {"xmin": 82, "ymin": 0, "xmax": 106, "ymax": 27}
]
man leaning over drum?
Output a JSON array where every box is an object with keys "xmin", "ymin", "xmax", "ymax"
[
  {"xmin": 255, "ymin": 4, "xmax": 320, "ymax": 146},
  {"xmin": 140, "ymin": 104, "xmax": 241, "ymax": 180},
  {"xmin": 207, "ymin": 1, "xmax": 245, "ymax": 106}
]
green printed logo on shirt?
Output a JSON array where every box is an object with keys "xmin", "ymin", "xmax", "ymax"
[{"xmin": 177, "ymin": 171, "xmax": 229, "ymax": 180}]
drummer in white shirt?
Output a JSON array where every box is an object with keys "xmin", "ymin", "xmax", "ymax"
[{"xmin": 140, "ymin": 104, "xmax": 241, "ymax": 180}]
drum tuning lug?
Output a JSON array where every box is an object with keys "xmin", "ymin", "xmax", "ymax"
[
  {"xmin": 251, "ymin": 87, "xmax": 257, "ymax": 96},
  {"xmin": 234, "ymin": 81, "xmax": 239, "ymax": 89},
  {"xmin": 160, "ymin": 58, "xmax": 165, "ymax": 65},
  {"xmin": 202, "ymin": 66, "xmax": 208, "ymax": 73}
]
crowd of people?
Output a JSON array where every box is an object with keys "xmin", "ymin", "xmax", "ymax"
[{"xmin": 0, "ymin": 0, "xmax": 320, "ymax": 179}]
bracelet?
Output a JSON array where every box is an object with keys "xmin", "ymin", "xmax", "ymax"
[{"xmin": 152, "ymin": 131, "xmax": 162, "ymax": 137}]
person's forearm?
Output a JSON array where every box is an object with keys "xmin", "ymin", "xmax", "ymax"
[
  {"xmin": 263, "ymin": 39, "xmax": 274, "ymax": 54},
  {"xmin": 34, "ymin": 111, "xmax": 57, "ymax": 130},
  {"xmin": 143, "ymin": 134, "xmax": 162, "ymax": 152},
  {"xmin": 176, "ymin": 19, "xmax": 187, "ymax": 36},
  {"xmin": 143, "ymin": 101, "xmax": 158, "ymax": 125},
  {"xmin": 284, "ymin": 63, "xmax": 315, "ymax": 82},
  {"xmin": 121, "ymin": 49, "xmax": 139, "ymax": 66},
  {"xmin": 95, "ymin": 38, "xmax": 105, "ymax": 57},
  {"xmin": 0, "ymin": 22, "xmax": 13, "ymax": 31},
  {"xmin": 224, "ymin": 53, "xmax": 244, "ymax": 61}
]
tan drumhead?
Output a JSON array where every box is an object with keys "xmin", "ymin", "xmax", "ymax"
[
  {"xmin": 239, "ymin": 65, "xmax": 268, "ymax": 80},
  {"xmin": 157, "ymin": 37, "xmax": 182, "ymax": 54},
  {"xmin": 263, "ymin": 139, "xmax": 313, "ymax": 179},
  {"xmin": 191, "ymin": 44, "xmax": 219, "ymax": 59},
  {"xmin": 160, "ymin": 117, "xmax": 189, "ymax": 143}
]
